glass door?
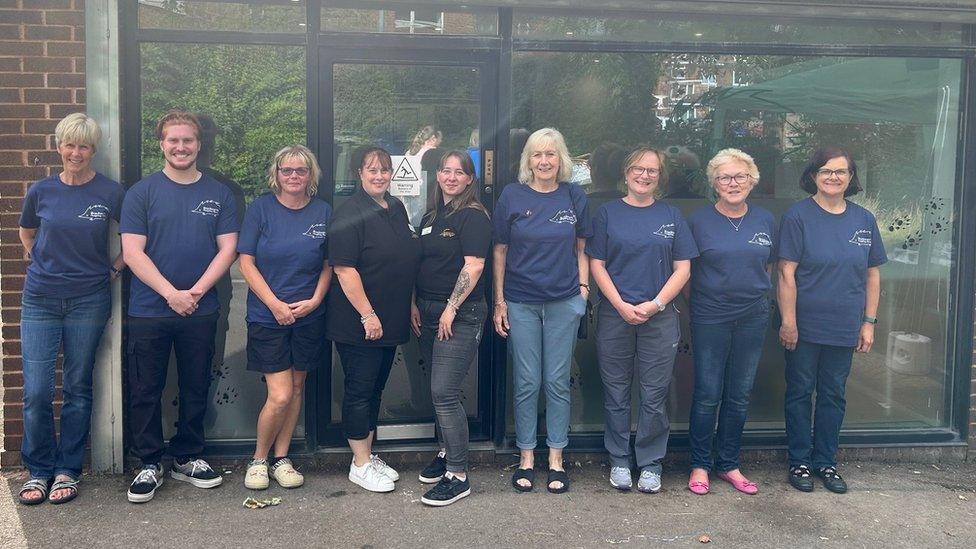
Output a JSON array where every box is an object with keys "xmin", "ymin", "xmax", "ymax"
[{"xmin": 317, "ymin": 47, "xmax": 498, "ymax": 446}]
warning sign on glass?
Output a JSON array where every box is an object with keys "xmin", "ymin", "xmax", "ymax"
[{"xmin": 389, "ymin": 156, "xmax": 423, "ymax": 197}]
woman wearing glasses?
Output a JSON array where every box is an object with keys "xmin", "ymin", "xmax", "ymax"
[
  {"xmin": 493, "ymin": 128, "xmax": 590, "ymax": 494},
  {"xmin": 588, "ymin": 145, "xmax": 698, "ymax": 493},
  {"xmin": 410, "ymin": 151, "xmax": 492, "ymax": 506},
  {"xmin": 778, "ymin": 147, "xmax": 886, "ymax": 494},
  {"xmin": 686, "ymin": 149, "xmax": 776, "ymax": 496},
  {"xmin": 326, "ymin": 147, "xmax": 420, "ymax": 492},
  {"xmin": 239, "ymin": 145, "xmax": 332, "ymax": 490}
]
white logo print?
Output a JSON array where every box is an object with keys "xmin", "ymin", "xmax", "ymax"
[
  {"xmin": 748, "ymin": 232, "xmax": 772, "ymax": 246},
  {"xmin": 191, "ymin": 200, "xmax": 221, "ymax": 217},
  {"xmin": 303, "ymin": 223, "xmax": 327, "ymax": 239},
  {"xmin": 78, "ymin": 204, "xmax": 109, "ymax": 222},
  {"xmin": 653, "ymin": 223, "xmax": 675, "ymax": 239},
  {"xmin": 849, "ymin": 229, "xmax": 872, "ymax": 247},
  {"xmin": 548, "ymin": 209, "xmax": 577, "ymax": 224}
]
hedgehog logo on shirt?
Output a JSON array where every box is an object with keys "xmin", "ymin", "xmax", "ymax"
[
  {"xmin": 303, "ymin": 223, "xmax": 327, "ymax": 239},
  {"xmin": 548, "ymin": 209, "xmax": 577, "ymax": 224},
  {"xmin": 849, "ymin": 229, "xmax": 872, "ymax": 247},
  {"xmin": 191, "ymin": 200, "xmax": 221, "ymax": 217},
  {"xmin": 653, "ymin": 223, "xmax": 676, "ymax": 239},
  {"xmin": 748, "ymin": 232, "xmax": 772, "ymax": 247},
  {"xmin": 78, "ymin": 204, "xmax": 110, "ymax": 222}
]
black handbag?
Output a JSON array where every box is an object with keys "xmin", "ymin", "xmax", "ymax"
[{"xmin": 577, "ymin": 297, "xmax": 593, "ymax": 339}]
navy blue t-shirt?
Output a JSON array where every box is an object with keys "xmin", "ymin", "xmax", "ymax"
[
  {"xmin": 238, "ymin": 193, "xmax": 332, "ymax": 328},
  {"xmin": 19, "ymin": 173, "xmax": 125, "ymax": 298},
  {"xmin": 778, "ymin": 197, "xmax": 887, "ymax": 347},
  {"xmin": 586, "ymin": 199, "xmax": 698, "ymax": 304},
  {"xmin": 120, "ymin": 171, "xmax": 240, "ymax": 318},
  {"xmin": 493, "ymin": 182, "xmax": 591, "ymax": 303},
  {"xmin": 687, "ymin": 204, "xmax": 777, "ymax": 324}
]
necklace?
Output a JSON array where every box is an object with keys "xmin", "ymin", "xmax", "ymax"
[{"xmin": 726, "ymin": 215, "xmax": 743, "ymax": 231}]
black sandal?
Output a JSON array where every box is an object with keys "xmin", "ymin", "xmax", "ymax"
[
  {"xmin": 547, "ymin": 469, "xmax": 569, "ymax": 494},
  {"xmin": 18, "ymin": 478, "xmax": 50, "ymax": 506},
  {"xmin": 511, "ymin": 468, "xmax": 534, "ymax": 492},
  {"xmin": 49, "ymin": 477, "xmax": 79, "ymax": 504}
]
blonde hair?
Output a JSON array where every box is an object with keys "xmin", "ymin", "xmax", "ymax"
[
  {"xmin": 706, "ymin": 148, "xmax": 760, "ymax": 183},
  {"xmin": 55, "ymin": 113, "xmax": 101, "ymax": 149},
  {"xmin": 408, "ymin": 125, "xmax": 441, "ymax": 155},
  {"xmin": 267, "ymin": 144, "xmax": 321, "ymax": 198},
  {"xmin": 622, "ymin": 145, "xmax": 669, "ymax": 198},
  {"xmin": 518, "ymin": 127, "xmax": 573, "ymax": 184}
]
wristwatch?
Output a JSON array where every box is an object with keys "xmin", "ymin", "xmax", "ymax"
[
  {"xmin": 652, "ymin": 297, "xmax": 666, "ymax": 312},
  {"xmin": 863, "ymin": 315, "xmax": 878, "ymax": 324}
]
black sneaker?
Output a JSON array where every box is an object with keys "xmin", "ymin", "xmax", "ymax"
[
  {"xmin": 815, "ymin": 466, "xmax": 848, "ymax": 494},
  {"xmin": 418, "ymin": 453, "xmax": 447, "ymax": 484},
  {"xmin": 789, "ymin": 465, "xmax": 815, "ymax": 492},
  {"xmin": 420, "ymin": 473, "xmax": 471, "ymax": 507},
  {"xmin": 170, "ymin": 457, "xmax": 223, "ymax": 489},
  {"xmin": 127, "ymin": 464, "xmax": 164, "ymax": 503}
]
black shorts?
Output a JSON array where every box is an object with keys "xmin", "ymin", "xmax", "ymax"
[{"xmin": 246, "ymin": 316, "xmax": 326, "ymax": 373}]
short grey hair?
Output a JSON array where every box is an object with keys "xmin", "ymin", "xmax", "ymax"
[
  {"xmin": 518, "ymin": 127, "xmax": 573, "ymax": 184},
  {"xmin": 55, "ymin": 113, "xmax": 101, "ymax": 149},
  {"xmin": 706, "ymin": 148, "xmax": 760, "ymax": 183}
]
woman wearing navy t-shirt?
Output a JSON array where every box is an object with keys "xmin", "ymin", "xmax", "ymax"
[
  {"xmin": 778, "ymin": 147, "xmax": 886, "ymax": 494},
  {"xmin": 686, "ymin": 149, "xmax": 776, "ymax": 496},
  {"xmin": 588, "ymin": 145, "xmax": 698, "ymax": 494},
  {"xmin": 238, "ymin": 145, "xmax": 332, "ymax": 491},
  {"xmin": 17, "ymin": 113, "xmax": 125, "ymax": 505},
  {"xmin": 493, "ymin": 128, "xmax": 590, "ymax": 493},
  {"xmin": 410, "ymin": 151, "xmax": 492, "ymax": 506},
  {"xmin": 326, "ymin": 147, "xmax": 420, "ymax": 493}
]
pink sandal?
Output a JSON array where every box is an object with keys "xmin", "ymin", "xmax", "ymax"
[
  {"xmin": 716, "ymin": 471, "xmax": 758, "ymax": 495},
  {"xmin": 687, "ymin": 478, "xmax": 710, "ymax": 495}
]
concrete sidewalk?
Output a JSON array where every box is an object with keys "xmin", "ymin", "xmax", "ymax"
[{"xmin": 2, "ymin": 458, "xmax": 975, "ymax": 548}]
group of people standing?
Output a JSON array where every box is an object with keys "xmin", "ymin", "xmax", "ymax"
[{"xmin": 16, "ymin": 111, "xmax": 884, "ymax": 508}]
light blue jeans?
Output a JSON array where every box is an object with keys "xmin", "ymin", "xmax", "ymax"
[{"xmin": 508, "ymin": 293, "xmax": 585, "ymax": 450}]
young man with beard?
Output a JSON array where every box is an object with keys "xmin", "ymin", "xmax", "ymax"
[{"xmin": 120, "ymin": 111, "xmax": 240, "ymax": 503}]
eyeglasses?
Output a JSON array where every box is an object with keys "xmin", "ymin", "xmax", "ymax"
[
  {"xmin": 363, "ymin": 168, "xmax": 392, "ymax": 175},
  {"xmin": 438, "ymin": 168, "xmax": 469, "ymax": 178},
  {"xmin": 278, "ymin": 167, "xmax": 310, "ymax": 177},
  {"xmin": 715, "ymin": 174, "xmax": 752, "ymax": 186},
  {"xmin": 628, "ymin": 166, "xmax": 661, "ymax": 177},
  {"xmin": 816, "ymin": 168, "xmax": 852, "ymax": 179}
]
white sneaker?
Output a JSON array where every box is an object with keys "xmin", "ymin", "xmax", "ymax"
[
  {"xmin": 370, "ymin": 454, "xmax": 399, "ymax": 481},
  {"xmin": 349, "ymin": 460, "xmax": 395, "ymax": 493}
]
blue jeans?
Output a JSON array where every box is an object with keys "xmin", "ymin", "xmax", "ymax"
[
  {"xmin": 508, "ymin": 294, "xmax": 585, "ymax": 450},
  {"xmin": 784, "ymin": 340, "xmax": 854, "ymax": 469},
  {"xmin": 688, "ymin": 302, "xmax": 768, "ymax": 472},
  {"xmin": 20, "ymin": 287, "xmax": 111, "ymax": 479}
]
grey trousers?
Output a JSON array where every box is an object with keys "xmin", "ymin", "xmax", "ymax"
[
  {"xmin": 596, "ymin": 300, "xmax": 680, "ymax": 473},
  {"xmin": 417, "ymin": 297, "xmax": 487, "ymax": 473}
]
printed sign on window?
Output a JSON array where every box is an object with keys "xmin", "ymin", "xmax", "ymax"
[{"xmin": 390, "ymin": 155, "xmax": 422, "ymax": 197}]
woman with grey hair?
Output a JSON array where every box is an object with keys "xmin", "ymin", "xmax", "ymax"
[
  {"xmin": 686, "ymin": 148, "xmax": 776, "ymax": 495},
  {"xmin": 239, "ymin": 145, "xmax": 332, "ymax": 490},
  {"xmin": 588, "ymin": 145, "xmax": 697, "ymax": 494},
  {"xmin": 493, "ymin": 128, "xmax": 590, "ymax": 493},
  {"xmin": 18, "ymin": 113, "xmax": 125, "ymax": 505}
]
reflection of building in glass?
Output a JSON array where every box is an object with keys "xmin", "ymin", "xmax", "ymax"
[{"xmin": 654, "ymin": 55, "xmax": 739, "ymax": 127}]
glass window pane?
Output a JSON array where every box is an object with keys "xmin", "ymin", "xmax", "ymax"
[
  {"xmin": 140, "ymin": 42, "xmax": 307, "ymax": 441},
  {"xmin": 323, "ymin": 3, "xmax": 497, "ymax": 35},
  {"xmin": 514, "ymin": 10, "xmax": 963, "ymax": 46},
  {"xmin": 138, "ymin": 0, "xmax": 307, "ymax": 33},
  {"xmin": 508, "ymin": 51, "xmax": 962, "ymax": 436}
]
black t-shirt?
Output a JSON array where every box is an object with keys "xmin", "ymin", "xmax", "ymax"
[
  {"xmin": 417, "ymin": 203, "xmax": 493, "ymax": 302},
  {"xmin": 325, "ymin": 189, "xmax": 420, "ymax": 346}
]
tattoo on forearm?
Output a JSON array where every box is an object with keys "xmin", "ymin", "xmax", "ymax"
[{"xmin": 449, "ymin": 270, "xmax": 471, "ymax": 306}]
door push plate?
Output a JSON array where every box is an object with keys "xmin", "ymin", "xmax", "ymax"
[{"xmin": 484, "ymin": 150, "xmax": 494, "ymax": 191}]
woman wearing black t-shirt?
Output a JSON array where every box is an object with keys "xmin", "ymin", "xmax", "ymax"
[
  {"xmin": 326, "ymin": 147, "xmax": 420, "ymax": 493},
  {"xmin": 410, "ymin": 151, "xmax": 492, "ymax": 506}
]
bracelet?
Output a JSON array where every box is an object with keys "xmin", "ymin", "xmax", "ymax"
[
  {"xmin": 494, "ymin": 300, "xmax": 506, "ymax": 306},
  {"xmin": 446, "ymin": 300, "xmax": 460, "ymax": 312},
  {"xmin": 360, "ymin": 311, "xmax": 376, "ymax": 324},
  {"xmin": 863, "ymin": 315, "xmax": 878, "ymax": 324},
  {"xmin": 579, "ymin": 283, "xmax": 589, "ymax": 289},
  {"xmin": 652, "ymin": 297, "xmax": 666, "ymax": 311}
]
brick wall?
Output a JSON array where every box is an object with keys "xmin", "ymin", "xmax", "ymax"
[{"xmin": 0, "ymin": 0, "xmax": 86, "ymax": 467}]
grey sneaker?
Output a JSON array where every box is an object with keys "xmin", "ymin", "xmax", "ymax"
[
  {"xmin": 609, "ymin": 466, "xmax": 632, "ymax": 491},
  {"xmin": 637, "ymin": 470, "xmax": 662, "ymax": 493}
]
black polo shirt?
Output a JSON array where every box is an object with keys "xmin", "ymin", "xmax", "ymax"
[
  {"xmin": 325, "ymin": 189, "xmax": 419, "ymax": 346},
  {"xmin": 417, "ymin": 203, "xmax": 492, "ymax": 303}
]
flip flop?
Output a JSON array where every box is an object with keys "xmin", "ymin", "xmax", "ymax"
[
  {"xmin": 511, "ymin": 468, "xmax": 534, "ymax": 492},
  {"xmin": 547, "ymin": 469, "xmax": 570, "ymax": 494},
  {"xmin": 49, "ymin": 477, "xmax": 80, "ymax": 504},
  {"xmin": 18, "ymin": 478, "xmax": 50, "ymax": 506}
]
